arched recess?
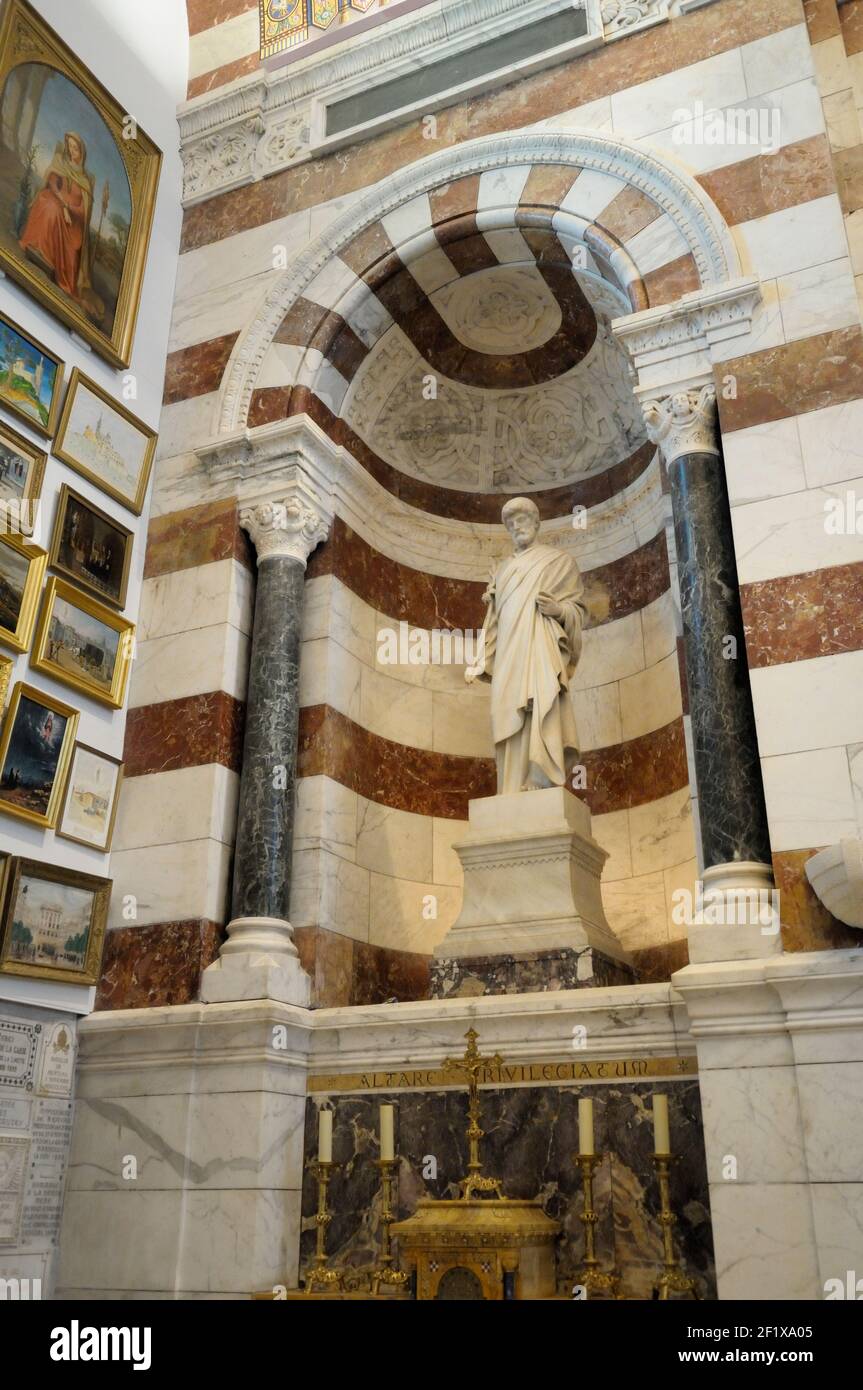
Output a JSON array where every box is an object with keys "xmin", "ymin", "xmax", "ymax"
[{"xmin": 214, "ymin": 126, "xmax": 744, "ymax": 435}]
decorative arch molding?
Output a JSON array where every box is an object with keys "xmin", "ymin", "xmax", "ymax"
[{"xmin": 215, "ymin": 127, "xmax": 743, "ymax": 433}]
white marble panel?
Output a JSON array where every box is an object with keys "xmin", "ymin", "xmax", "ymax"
[
  {"xmin": 560, "ymin": 169, "xmax": 624, "ymax": 220},
  {"xmin": 811, "ymin": 1184, "xmax": 863, "ymax": 1292},
  {"xmin": 476, "ymin": 165, "xmax": 532, "ymax": 212},
  {"xmin": 761, "ymin": 746, "xmax": 857, "ymax": 852},
  {"xmin": 572, "ymin": 681, "xmax": 623, "ymax": 750},
  {"xmin": 407, "ymin": 245, "xmax": 460, "ymax": 295},
  {"xmin": 601, "ymin": 869, "xmax": 668, "ymax": 952},
  {"xmin": 432, "ymin": 689, "xmax": 494, "ymax": 756},
  {"xmin": 796, "ymin": 1064, "xmax": 863, "ymax": 1182},
  {"xmin": 177, "ymin": 1189, "xmax": 301, "ymax": 1294},
  {"xmin": 710, "ymin": 278, "xmax": 783, "ymax": 364},
  {"xmin": 707, "ymin": 1184, "xmax": 822, "ymax": 1300},
  {"xmin": 66, "ymin": 1093, "xmax": 193, "ymax": 1191},
  {"xmin": 482, "ymin": 228, "xmax": 534, "ymax": 264},
  {"xmin": 188, "ymin": 9, "xmax": 257, "ymax": 80},
  {"xmin": 822, "ymin": 87, "xmax": 862, "ymax": 150},
  {"xmin": 624, "ymin": 215, "xmax": 689, "ymax": 276},
  {"xmin": 663, "ymin": 857, "xmax": 698, "ymax": 925},
  {"xmin": 618, "ymin": 652, "xmax": 682, "ymax": 742},
  {"xmin": 740, "ymin": 22, "xmax": 814, "ymax": 98},
  {"xmin": 174, "ymin": 207, "xmax": 313, "ymax": 301},
  {"xmin": 698, "ymin": 1065, "xmax": 809, "ymax": 1185},
  {"xmin": 304, "ymin": 253, "xmax": 363, "ymax": 313},
  {"xmin": 290, "ymin": 847, "xmax": 370, "ymax": 942},
  {"xmin": 723, "ymin": 416, "xmax": 806, "ymax": 506},
  {"xmin": 157, "ymin": 393, "xmax": 219, "ymax": 463},
  {"xmin": 129, "ymin": 623, "xmax": 250, "ymax": 707},
  {"xmin": 303, "ymin": 574, "xmax": 376, "ymax": 663},
  {"xmin": 811, "ymin": 34, "xmax": 851, "ymax": 100},
  {"xmin": 729, "ymin": 475, "xmax": 863, "ymax": 584},
  {"xmin": 299, "ymin": 636, "xmax": 362, "ymax": 721},
  {"xmin": 641, "ymin": 79, "xmax": 825, "ymax": 177},
  {"xmin": 610, "ymin": 46, "xmax": 747, "ymax": 140},
  {"xmin": 356, "ymin": 798, "xmax": 434, "ymax": 880},
  {"xmin": 629, "ymin": 788, "xmax": 694, "ymax": 876},
  {"xmin": 185, "ymin": 1091, "xmax": 307, "ymax": 1191},
  {"xmin": 734, "ymin": 195, "xmax": 847, "ymax": 281},
  {"xmin": 573, "ymin": 611, "xmax": 645, "ymax": 689},
  {"xmin": 777, "ymin": 257, "xmax": 859, "ymax": 343},
  {"xmin": 590, "ymin": 807, "xmax": 632, "ymax": 883},
  {"xmin": 641, "ymin": 590, "xmax": 677, "ymax": 665},
  {"xmin": 432, "ymin": 816, "xmax": 467, "ymax": 888},
  {"xmin": 107, "ymin": 839, "xmax": 232, "ymax": 928},
  {"xmin": 381, "ymin": 193, "xmax": 433, "ymax": 249},
  {"xmin": 168, "ymin": 270, "xmax": 277, "ymax": 354},
  {"xmin": 540, "ymin": 95, "xmax": 613, "ymax": 136},
  {"xmin": 797, "ymin": 398, "xmax": 863, "ymax": 488},
  {"xmin": 360, "ymin": 663, "xmax": 434, "ymax": 748},
  {"xmin": 368, "ymin": 873, "xmax": 459, "ymax": 953},
  {"xmin": 751, "ymin": 652, "xmax": 863, "ymax": 756},
  {"xmin": 294, "ymin": 775, "xmax": 358, "ymax": 862},
  {"xmin": 58, "ymin": 1190, "xmax": 185, "ymax": 1291},
  {"xmin": 114, "ymin": 764, "xmax": 239, "ymax": 853},
  {"xmin": 139, "ymin": 559, "xmax": 254, "ymax": 641}
]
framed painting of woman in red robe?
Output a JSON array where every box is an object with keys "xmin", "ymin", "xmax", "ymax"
[{"xmin": 0, "ymin": 1, "xmax": 161, "ymax": 368}]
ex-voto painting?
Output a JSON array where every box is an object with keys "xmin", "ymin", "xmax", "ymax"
[{"xmin": 0, "ymin": 0, "xmax": 161, "ymax": 368}]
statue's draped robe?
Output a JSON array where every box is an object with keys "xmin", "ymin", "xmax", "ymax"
[{"xmin": 479, "ymin": 543, "xmax": 586, "ymax": 793}]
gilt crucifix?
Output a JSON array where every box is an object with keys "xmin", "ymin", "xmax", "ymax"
[{"xmin": 442, "ymin": 1028, "xmax": 506, "ymax": 1199}]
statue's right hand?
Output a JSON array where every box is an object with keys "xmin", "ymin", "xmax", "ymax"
[{"xmin": 465, "ymin": 664, "xmax": 484, "ymax": 684}]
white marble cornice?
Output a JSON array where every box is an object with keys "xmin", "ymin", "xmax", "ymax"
[
  {"xmin": 177, "ymin": 0, "xmax": 681, "ymax": 205},
  {"xmin": 195, "ymin": 413, "xmax": 665, "ymax": 580}
]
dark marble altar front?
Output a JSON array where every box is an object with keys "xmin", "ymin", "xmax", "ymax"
[{"xmin": 300, "ymin": 1081, "xmax": 715, "ymax": 1299}]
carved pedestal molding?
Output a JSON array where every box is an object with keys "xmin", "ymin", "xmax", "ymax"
[
  {"xmin": 613, "ymin": 281, "xmax": 777, "ymax": 965},
  {"xmin": 200, "ymin": 426, "xmax": 335, "ymax": 1008}
]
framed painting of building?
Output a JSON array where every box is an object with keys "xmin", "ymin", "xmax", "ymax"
[
  {"xmin": 0, "ymin": 856, "xmax": 111, "ymax": 986},
  {"xmin": 52, "ymin": 369, "xmax": 156, "ymax": 515},
  {"xmin": 49, "ymin": 483, "xmax": 133, "ymax": 609},
  {"xmin": 0, "ymin": 0, "xmax": 162, "ymax": 368},
  {"xmin": 56, "ymin": 740, "xmax": 123, "ymax": 852},
  {"xmin": 0, "ymin": 414, "xmax": 47, "ymax": 534},
  {"xmin": 30, "ymin": 576, "xmax": 134, "ymax": 709}
]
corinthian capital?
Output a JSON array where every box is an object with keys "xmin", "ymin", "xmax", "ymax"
[
  {"xmin": 641, "ymin": 383, "xmax": 719, "ymax": 466},
  {"xmin": 240, "ymin": 495, "xmax": 329, "ymax": 567}
]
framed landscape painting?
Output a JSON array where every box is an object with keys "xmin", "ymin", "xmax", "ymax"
[
  {"xmin": 57, "ymin": 741, "xmax": 123, "ymax": 853},
  {"xmin": 49, "ymin": 483, "xmax": 132, "ymax": 608},
  {"xmin": 31, "ymin": 576, "xmax": 134, "ymax": 709},
  {"xmin": 53, "ymin": 369, "xmax": 156, "ymax": 514},
  {"xmin": 0, "ymin": 530, "xmax": 47, "ymax": 652},
  {"xmin": 0, "ymin": 416, "xmax": 47, "ymax": 533},
  {"xmin": 0, "ymin": 310, "xmax": 63, "ymax": 437},
  {"xmin": 0, "ymin": 857, "xmax": 111, "ymax": 986},
  {"xmin": 0, "ymin": 680, "xmax": 78, "ymax": 828},
  {"xmin": 0, "ymin": 0, "xmax": 162, "ymax": 368}
]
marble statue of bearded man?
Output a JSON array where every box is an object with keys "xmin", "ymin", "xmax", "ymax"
[{"xmin": 466, "ymin": 497, "xmax": 587, "ymax": 794}]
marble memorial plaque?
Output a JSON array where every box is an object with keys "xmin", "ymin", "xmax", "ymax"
[
  {"xmin": 0, "ymin": 1095, "xmax": 32, "ymax": 1132},
  {"xmin": 0, "ymin": 1135, "xmax": 30, "ymax": 1244},
  {"xmin": 37, "ymin": 1023, "xmax": 76, "ymax": 1098},
  {"xmin": 19, "ymin": 1099, "xmax": 73, "ymax": 1248},
  {"xmin": 0, "ymin": 1018, "xmax": 40, "ymax": 1092}
]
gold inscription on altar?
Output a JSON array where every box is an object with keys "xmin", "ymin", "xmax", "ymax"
[{"xmin": 307, "ymin": 1054, "xmax": 697, "ymax": 1094}]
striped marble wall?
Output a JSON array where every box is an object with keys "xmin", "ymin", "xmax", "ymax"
[{"xmin": 99, "ymin": 0, "xmax": 863, "ymax": 1009}]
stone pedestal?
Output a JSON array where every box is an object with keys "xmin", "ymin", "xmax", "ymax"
[{"xmin": 431, "ymin": 788, "xmax": 632, "ymax": 996}]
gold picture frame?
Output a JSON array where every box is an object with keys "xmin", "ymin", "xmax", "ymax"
[
  {"xmin": 0, "ymin": 308, "xmax": 64, "ymax": 440},
  {"xmin": 0, "ymin": 680, "xmax": 78, "ymax": 828},
  {"xmin": 31, "ymin": 576, "xmax": 134, "ymax": 709},
  {"xmin": 0, "ymin": 856, "xmax": 111, "ymax": 986},
  {"xmin": 0, "ymin": 414, "xmax": 47, "ymax": 533},
  {"xmin": 0, "ymin": 529, "xmax": 47, "ymax": 651},
  {"xmin": 56, "ymin": 740, "xmax": 124, "ymax": 853},
  {"xmin": 49, "ymin": 482, "xmax": 133, "ymax": 609},
  {"xmin": 52, "ymin": 369, "xmax": 156, "ymax": 515},
  {"xmin": 0, "ymin": 653, "xmax": 11, "ymax": 709},
  {"xmin": 0, "ymin": 0, "xmax": 162, "ymax": 369}
]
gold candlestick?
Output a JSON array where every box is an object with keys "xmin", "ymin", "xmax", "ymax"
[
  {"xmin": 304, "ymin": 1159, "xmax": 347, "ymax": 1294},
  {"xmin": 370, "ymin": 1158, "xmax": 409, "ymax": 1296},
  {"xmin": 573, "ymin": 1152, "xmax": 621, "ymax": 1299},
  {"xmin": 653, "ymin": 1153, "xmax": 700, "ymax": 1300}
]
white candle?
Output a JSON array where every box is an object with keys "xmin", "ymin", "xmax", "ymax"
[
  {"xmin": 653, "ymin": 1094, "xmax": 670, "ymax": 1153},
  {"xmin": 318, "ymin": 1107, "xmax": 333, "ymax": 1163},
  {"xmin": 380, "ymin": 1104, "xmax": 395, "ymax": 1161},
  {"xmin": 578, "ymin": 1097, "xmax": 594, "ymax": 1156}
]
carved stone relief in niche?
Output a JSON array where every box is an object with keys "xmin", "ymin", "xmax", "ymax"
[{"xmin": 431, "ymin": 265, "xmax": 562, "ymax": 355}]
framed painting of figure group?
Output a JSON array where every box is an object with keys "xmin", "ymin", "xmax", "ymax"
[{"xmin": 0, "ymin": 0, "xmax": 162, "ymax": 368}]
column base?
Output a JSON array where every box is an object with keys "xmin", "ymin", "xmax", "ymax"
[
  {"xmin": 200, "ymin": 916, "xmax": 311, "ymax": 1006},
  {"xmin": 685, "ymin": 863, "xmax": 782, "ymax": 965}
]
